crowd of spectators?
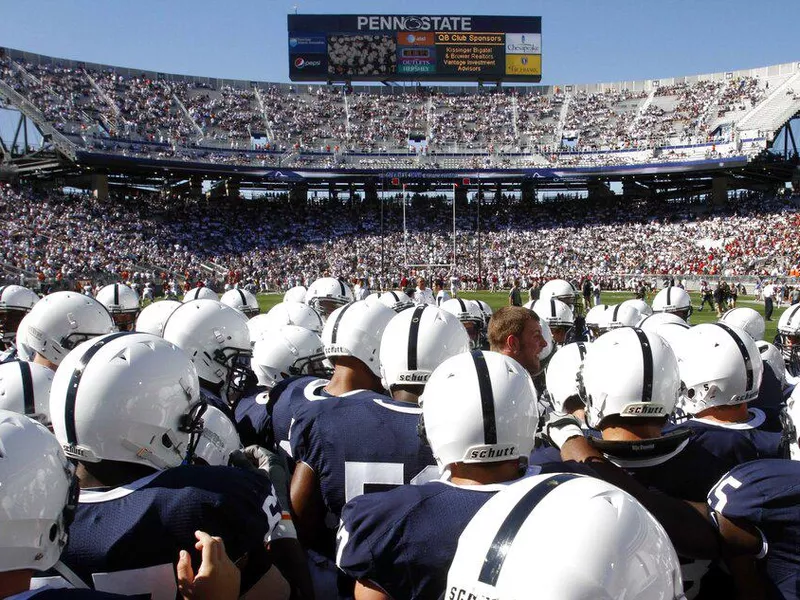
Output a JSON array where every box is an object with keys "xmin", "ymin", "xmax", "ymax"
[
  {"xmin": 0, "ymin": 52, "xmax": 778, "ymax": 168},
  {"xmin": 1, "ymin": 183, "xmax": 798, "ymax": 293}
]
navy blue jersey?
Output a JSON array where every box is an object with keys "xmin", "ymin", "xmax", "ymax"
[
  {"xmin": 336, "ymin": 464, "xmax": 589, "ymax": 600},
  {"xmin": 255, "ymin": 375, "xmax": 332, "ymax": 458},
  {"xmin": 671, "ymin": 408, "xmax": 788, "ymax": 463},
  {"xmin": 708, "ymin": 459, "xmax": 800, "ymax": 600},
  {"xmin": 290, "ymin": 393, "xmax": 438, "ymax": 539},
  {"xmin": 751, "ymin": 364, "xmax": 787, "ymax": 432},
  {"xmin": 233, "ymin": 389, "xmax": 272, "ymax": 448},
  {"xmin": 607, "ymin": 435, "xmax": 738, "ymax": 502},
  {"xmin": 55, "ymin": 466, "xmax": 281, "ymax": 598},
  {"xmin": 199, "ymin": 386, "xmax": 235, "ymax": 423}
]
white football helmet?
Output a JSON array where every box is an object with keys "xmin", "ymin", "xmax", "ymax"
[
  {"xmin": 283, "ymin": 285, "xmax": 308, "ymax": 304},
  {"xmin": 50, "ymin": 332, "xmax": 204, "ymax": 469},
  {"xmin": 421, "ymin": 350, "xmax": 538, "ymax": 471},
  {"xmin": 446, "ymin": 473, "xmax": 685, "ymax": 600},
  {"xmin": 0, "ymin": 360, "xmax": 54, "ymax": 426},
  {"xmin": 135, "ymin": 300, "xmax": 182, "ymax": 337},
  {"xmin": 380, "ymin": 305, "xmax": 470, "ymax": 391},
  {"xmin": 441, "ymin": 298, "xmax": 485, "ymax": 350},
  {"xmin": 637, "ymin": 311, "xmax": 687, "ymax": 334},
  {"xmin": 163, "ymin": 300, "xmax": 252, "ymax": 390},
  {"xmin": 720, "ymin": 307, "xmax": 765, "ymax": 342},
  {"xmin": 540, "ymin": 279, "xmax": 578, "ymax": 306},
  {"xmin": 183, "ymin": 287, "xmax": 219, "ymax": 302},
  {"xmin": 378, "ymin": 290, "xmax": 414, "ymax": 313},
  {"xmin": 305, "ymin": 277, "xmax": 353, "ymax": 319},
  {"xmin": 757, "ymin": 340, "xmax": 787, "ymax": 391},
  {"xmin": 220, "ymin": 288, "xmax": 260, "ymax": 318},
  {"xmin": 24, "ymin": 292, "xmax": 116, "ymax": 366},
  {"xmin": 537, "ymin": 317, "xmax": 555, "ymax": 371},
  {"xmin": 262, "ymin": 301, "xmax": 324, "ymax": 337},
  {"xmin": 777, "ymin": 304, "xmax": 800, "ymax": 376},
  {"xmin": 95, "ymin": 283, "xmax": 141, "ymax": 330},
  {"xmin": 0, "ymin": 409, "xmax": 77, "ymax": 573},
  {"xmin": 14, "ymin": 312, "xmax": 36, "ymax": 362},
  {"xmin": 652, "ymin": 287, "xmax": 692, "ymax": 321},
  {"xmin": 0, "ymin": 285, "xmax": 39, "ymax": 344},
  {"xmin": 584, "ymin": 304, "xmax": 609, "ymax": 340},
  {"xmin": 545, "ymin": 342, "xmax": 589, "ymax": 412},
  {"xmin": 620, "ymin": 298, "xmax": 653, "ymax": 318},
  {"xmin": 651, "ymin": 321, "xmax": 691, "ymax": 360},
  {"xmin": 582, "ymin": 327, "xmax": 680, "ymax": 429},
  {"xmin": 677, "ymin": 323, "xmax": 763, "ymax": 415},
  {"xmin": 322, "ymin": 301, "xmax": 395, "ymax": 378},
  {"xmin": 194, "ymin": 405, "xmax": 242, "ymax": 467},
  {"xmin": 533, "ymin": 298, "xmax": 574, "ymax": 330},
  {"xmin": 603, "ymin": 304, "xmax": 642, "ymax": 332},
  {"xmin": 474, "ymin": 300, "xmax": 493, "ymax": 329},
  {"xmin": 252, "ymin": 325, "xmax": 327, "ymax": 388}
]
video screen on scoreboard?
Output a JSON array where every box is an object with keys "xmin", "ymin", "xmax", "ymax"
[{"xmin": 287, "ymin": 14, "xmax": 542, "ymax": 82}]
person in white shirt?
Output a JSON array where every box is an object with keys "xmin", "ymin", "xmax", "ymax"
[
  {"xmin": 354, "ymin": 277, "xmax": 370, "ymax": 301},
  {"xmin": 413, "ymin": 277, "xmax": 436, "ymax": 305},
  {"xmin": 763, "ymin": 281, "xmax": 775, "ymax": 321},
  {"xmin": 449, "ymin": 274, "xmax": 460, "ymax": 298}
]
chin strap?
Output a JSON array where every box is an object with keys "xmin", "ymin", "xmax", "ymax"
[
  {"xmin": 53, "ymin": 560, "xmax": 91, "ymax": 589},
  {"xmin": 588, "ymin": 428, "xmax": 693, "ymax": 461}
]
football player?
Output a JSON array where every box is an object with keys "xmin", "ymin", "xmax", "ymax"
[
  {"xmin": 304, "ymin": 277, "xmax": 353, "ymax": 322},
  {"xmin": 335, "ymin": 351, "xmax": 583, "ymax": 600},
  {"xmin": 440, "ymin": 298, "xmax": 485, "ymax": 350},
  {"xmin": 23, "ymin": 292, "xmax": 116, "ymax": 371},
  {"xmin": 234, "ymin": 324, "xmax": 328, "ymax": 456},
  {"xmin": 652, "ymin": 286, "xmax": 693, "ymax": 322},
  {"xmin": 163, "ymin": 299, "xmax": 252, "ymax": 417},
  {"xmin": 707, "ymin": 459, "xmax": 800, "ymax": 598},
  {"xmin": 44, "ymin": 332, "xmax": 308, "ymax": 598},
  {"xmin": 0, "ymin": 284, "xmax": 39, "ymax": 359},
  {"xmin": 666, "ymin": 323, "xmax": 787, "ymax": 461},
  {"xmin": 446, "ymin": 473, "xmax": 685, "ymax": 600},
  {"xmin": 95, "ymin": 283, "xmax": 140, "ymax": 331},
  {"xmin": 0, "ymin": 359, "xmax": 54, "ymax": 428},
  {"xmin": 288, "ymin": 301, "xmax": 395, "ymax": 550}
]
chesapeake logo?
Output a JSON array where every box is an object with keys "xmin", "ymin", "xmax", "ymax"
[
  {"xmin": 505, "ymin": 34, "xmax": 541, "ymax": 55},
  {"xmin": 357, "ymin": 15, "xmax": 473, "ymax": 32},
  {"xmin": 466, "ymin": 443, "xmax": 517, "ymax": 460},
  {"xmin": 396, "ymin": 371, "xmax": 430, "ymax": 383},
  {"xmin": 294, "ymin": 57, "xmax": 322, "ymax": 70},
  {"xmin": 620, "ymin": 403, "xmax": 665, "ymax": 416}
]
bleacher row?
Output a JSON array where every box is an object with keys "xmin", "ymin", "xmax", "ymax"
[
  {"xmin": 2, "ymin": 184, "xmax": 799, "ymax": 289},
  {"xmin": 1, "ymin": 48, "xmax": 799, "ymax": 170}
]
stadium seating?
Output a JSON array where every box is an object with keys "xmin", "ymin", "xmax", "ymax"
[{"xmin": 2, "ymin": 48, "xmax": 799, "ymax": 169}]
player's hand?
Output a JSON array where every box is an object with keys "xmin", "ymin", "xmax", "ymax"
[
  {"xmin": 543, "ymin": 411, "xmax": 584, "ymax": 449},
  {"xmin": 177, "ymin": 530, "xmax": 240, "ymax": 600},
  {"xmin": 244, "ymin": 445, "xmax": 291, "ymax": 510}
]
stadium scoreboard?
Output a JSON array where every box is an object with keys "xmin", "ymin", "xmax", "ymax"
[{"xmin": 287, "ymin": 14, "xmax": 542, "ymax": 83}]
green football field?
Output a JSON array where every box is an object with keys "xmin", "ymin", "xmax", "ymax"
[{"xmin": 256, "ymin": 290, "xmax": 786, "ymax": 341}]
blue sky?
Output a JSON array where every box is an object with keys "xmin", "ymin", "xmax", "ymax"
[{"xmin": 1, "ymin": 0, "xmax": 797, "ymax": 85}]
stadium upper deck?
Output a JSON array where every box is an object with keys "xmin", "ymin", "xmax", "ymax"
[{"xmin": 0, "ymin": 46, "xmax": 798, "ymax": 177}]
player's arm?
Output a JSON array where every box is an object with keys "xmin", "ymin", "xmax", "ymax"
[
  {"xmin": 290, "ymin": 461, "xmax": 329, "ymax": 551},
  {"xmin": 355, "ymin": 579, "xmax": 392, "ymax": 600},
  {"xmin": 558, "ymin": 433, "xmax": 721, "ymax": 559}
]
